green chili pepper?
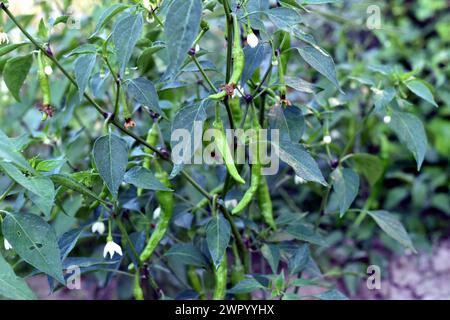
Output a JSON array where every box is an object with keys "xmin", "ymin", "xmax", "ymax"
[
  {"xmin": 229, "ymin": 14, "xmax": 244, "ymax": 86},
  {"xmin": 133, "ymin": 269, "xmax": 144, "ymax": 300},
  {"xmin": 187, "ymin": 267, "xmax": 206, "ymax": 300},
  {"xmin": 232, "ymin": 163, "xmax": 260, "ymax": 215},
  {"xmin": 139, "ymin": 126, "xmax": 174, "ymax": 263},
  {"xmin": 213, "ymin": 105, "xmax": 245, "ymax": 185},
  {"xmin": 230, "ymin": 244, "xmax": 249, "ymax": 300},
  {"xmin": 192, "ymin": 184, "xmax": 224, "ymax": 213},
  {"xmin": 257, "ymin": 176, "xmax": 276, "ymax": 230},
  {"xmin": 37, "ymin": 50, "xmax": 51, "ymax": 107},
  {"xmin": 232, "ymin": 105, "xmax": 262, "ymax": 215},
  {"xmin": 207, "ymin": 14, "xmax": 244, "ymax": 101},
  {"xmin": 139, "ymin": 123, "xmax": 159, "ymax": 196},
  {"xmin": 229, "ymin": 96, "xmax": 243, "ymax": 126},
  {"xmin": 213, "ymin": 254, "xmax": 227, "ymax": 300},
  {"xmin": 208, "ymin": 90, "xmax": 227, "ymax": 101}
]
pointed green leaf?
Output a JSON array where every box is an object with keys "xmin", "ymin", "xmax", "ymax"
[
  {"xmin": 296, "ymin": 44, "xmax": 341, "ymax": 91},
  {"xmin": 0, "ymin": 161, "xmax": 55, "ymax": 217},
  {"xmin": 126, "ymin": 77, "xmax": 161, "ymax": 115},
  {"xmin": 3, "ymin": 54, "xmax": 33, "ymax": 102},
  {"xmin": 206, "ymin": 214, "xmax": 231, "ymax": 269},
  {"xmin": 2, "ymin": 212, "xmax": 65, "ymax": 283},
  {"xmin": 406, "ymin": 80, "xmax": 438, "ymax": 107},
  {"xmin": 112, "ymin": 11, "xmax": 144, "ymax": 76},
  {"xmin": 164, "ymin": 0, "xmax": 202, "ymax": 79},
  {"xmin": 92, "ymin": 134, "xmax": 129, "ymax": 198},
  {"xmin": 124, "ymin": 166, "xmax": 172, "ymax": 191},
  {"xmin": 390, "ymin": 110, "xmax": 427, "ymax": 170},
  {"xmin": 331, "ymin": 168, "xmax": 360, "ymax": 217},
  {"xmin": 368, "ymin": 210, "xmax": 416, "ymax": 252},
  {"xmin": 272, "ymin": 141, "xmax": 326, "ymax": 185},
  {"xmin": 0, "ymin": 254, "xmax": 36, "ymax": 300},
  {"xmin": 74, "ymin": 53, "xmax": 97, "ymax": 100}
]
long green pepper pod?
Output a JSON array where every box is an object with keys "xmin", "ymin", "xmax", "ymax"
[
  {"xmin": 208, "ymin": 14, "xmax": 244, "ymax": 101},
  {"xmin": 139, "ymin": 126, "xmax": 174, "ymax": 263}
]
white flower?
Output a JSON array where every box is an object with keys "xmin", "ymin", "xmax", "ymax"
[
  {"xmin": 0, "ymin": 32, "xmax": 9, "ymax": 45},
  {"xmin": 143, "ymin": 0, "xmax": 155, "ymax": 11},
  {"xmin": 195, "ymin": 44, "xmax": 200, "ymax": 54},
  {"xmin": 247, "ymin": 33, "xmax": 259, "ymax": 48},
  {"xmin": 153, "ymin": 206, "xmax": 161, "ymax": 220},
  {"xmin": 232, "ymin": 85, "xmax": 244, "ymax": 98},
  {"xmin": 103, "ymin": 240, "xmax": 123, "ymax": 259},
  {"xmin": 383, "ymin": 115, "xmax": 391, "ymax": 124},
  {"xmin": 323, "ymin": 135, "xmax": 332, "ymax": 145},
  {"xmin": 91, "ymin": 221, "xmax": 106, "ymax": 235},
  {"xmin": 4, "ymin": 238, "xmax": 12, "ymax": 250},
  {"xmin": 44, "ymin": 65, "xmax": 53, "ymax": 76},
  {"xmin": 330, "ymin": 130, "xmax": 340, "ymax": 139},
  {"xmin": 294, "ymin": 175, "xmax": 307, "ymax": 185},
  {"xmin": 225, "ymin": 199, "xmax": 238, "ymax": 209},
  {"xmin": 271, "ymin": 59, "xmax": 279, "ymax": 66}
]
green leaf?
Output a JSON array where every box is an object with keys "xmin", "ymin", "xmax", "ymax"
[
  {"xmin": 286, "ymin": 223, "xmax": 328, "ymax": 246},
  {"xmin": 3, "ymin": 54, "xmax": 33, "ymax": 102},
  {"xmin": 261, "ymin": 244, "xmax": 280, "ymax": 274},
  {"xmin": 126, "ymin": 77, "xmax": 161, "ymax": 115},
  {"xmin": 368, "ymin": 210, "xmax": 416, "ymax": 252},
  {"xmin": 0, "ymin": 161, "xmax": 55, "ymax": 217},
  {"xmin": 314, "ymin": 289, "xmax": 348, "ymax": 300},
  {"xmin": 91, "ymin": 3, "xmax": 129, "ymax": 38},
  {"xmin": 288, "ymin": 244, "xmax": 310, "ymax": 275},
  {"xmin": 2, "ymin": 212, "xmax": 65, "ymax": 283},
  {"xmin": 264, "ymin": 7, "xmax": 302, "ymax": 31},
  {"xmin": 372, "ymin": 87, "xmax": 396, "ymax": 113},
  {"xmin": 350, "ymin": 153, "xmax": 383, "ymax": 186},
  {"xmin": 124, "ymin": 166, "xmax": 172, "ymax": 191},
  {"xmin": 406, "ymin": 80, "xmax": 438, "ymax": 107},
  {"xmin": 0, "ymin": 129, "xmax": 34, "ymax": 172},
  {"xmin": 165, "ymin": 244, "xmax": 208, "ymax": 268},
  {"xmin": 330, "ymin": 168, "xmax": 359, "ymax": 217},
  {"xmin": 92, "ymin": 134, "xmax": 129, "ymax": 198},
  {"xmin": 296, "ymin": 45, "xmax": 341, "ymax": 92},
  {"xmin": 285, "ymin": 76, "xmax": 315, "ymax": 94},
  {"xmin": 228, "ymin": 277, "xmax": 266, "ymax": 294},
  {"xmin": 206, "ymin": 214, "xmax": 231, "ymax": 269},
  {"xmin": 37, "ymin": 18, "xmax": 49, "ymax": 40},
  {"xmin": 112, "ymin": 11, "xmax": 144, "ymax": 77},
  {"xmin": 74, "ymin": 53, "xmax": 97, "ymax": 100},
  {"xmin": 0, "ymin": 254, "xmax": 36, "ymax": 300},
  {"xmin": 0, "ymin": 43, "xmax": 31, "ymax": 57},
  {"xmin": 269, "ymin": 104, "xmax": 305, "ymax": 143},
  {"xmin": 390, "ymin": 110, "xmax": 427, "ymax": 170},
  {"xmin": 164, "ymin": 0, "xmax": 202, "ymax": 79},
  {"xmin": 50, "ymin": 174, "xmax": 108, "ymax": 205},
  {"xmin": 272, "ymin": 141, "xmax": 326, "ymax": 185},
  {"xmin": 170, "ymin": 100, "xmax": 209, "ymax": 177}
]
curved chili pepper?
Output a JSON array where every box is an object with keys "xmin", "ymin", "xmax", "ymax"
[
  {"xmin": 213, "ymin": 105, "xmax": 245, "ymax": 184},
  {"xmin": 139, "ymin": 126, "xmax": 174, "ymax": 263},
  {"xmin": 207, "ymin": 14, "xmax": 244, "ymax": 101}
]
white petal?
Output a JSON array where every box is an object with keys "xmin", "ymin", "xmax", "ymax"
[
  {"xmin": 92, "ymin": 221, "xmax": 105, "ymax": 235},
  {"xmin": 4, "ymin": 238, "xmax": 12, "ymax": 250},
  {"xmin": 247, "ymin": 33, "xmax": 259, "ymax": 48},
  {"xmin": 44, "ymin": 66, "xmax": 53, "ymax": 76},
  {"xmin": 294, "ymin": 175, "xmax": 306, "ymax": 185},
  {"xmin": 271, "ymin": 59, "xmax": 279, "ymax": 66},
  {"xmin": 225, "ymin": 199, "xmax": 238, "ymax": 209},
  {"xmin": 104, "ymin": 241, "xmax": 122, "ymax": 259},
  {"xmin": 323, "ymin": 135, "xmax": 332, "ymax": 144},
  {"xmin": 195, "ymin": 44, "xmax": 200, "ymax": 54},
  {"xmin": 153, "ymin": 207, "xmax": 161, "ymax": 220},
  {"xmin": 383, "ymin": 115, "xmax": 391, "ymax": 124}
]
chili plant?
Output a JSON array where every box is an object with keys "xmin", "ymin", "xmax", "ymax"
[{"xmin": 0, "ymin": 0, "xmax": 444, "ymax": 300}]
